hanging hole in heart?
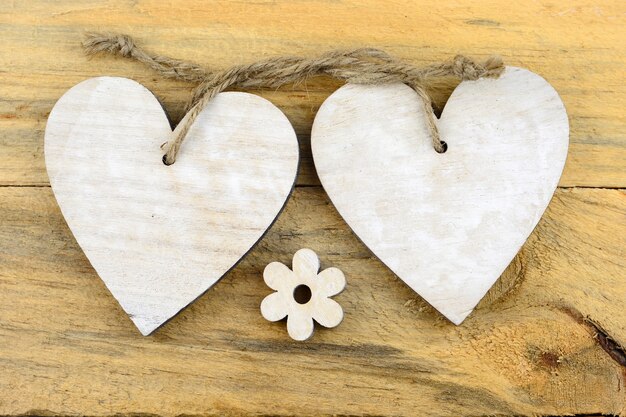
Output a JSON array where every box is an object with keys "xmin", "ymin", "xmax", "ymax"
[
  {"xmin": 293, "ymin": 284, "xmax": 312, "ymax": 304},
  {"xmin": 436, "ymin": 141, "xmax": 448, "ymax": 154},
  {"xmin": 162, "ymin": 155, "xmax": 173, "ymax": 166}
]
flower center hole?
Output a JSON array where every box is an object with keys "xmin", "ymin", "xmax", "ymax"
[{"xmin": 293, "ymin": 284, "xmax": 312, "ymax": 304}]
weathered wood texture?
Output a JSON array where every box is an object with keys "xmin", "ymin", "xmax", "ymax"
[
  {"xmin": 0, "ymin": 187, "xmax": 624, "ymax": 416},
  {"xmin": 0, "ymin": 1, "xmax": 624, "ymax": 188},
  {"xmin": 0, "ymin": 1, "xmax": 625, "ymax": 416}
]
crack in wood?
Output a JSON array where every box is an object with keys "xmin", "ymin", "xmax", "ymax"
[
  {"xmin": 559, "ymin": 305, "xmax": 626, "ymax": 369},
  {"xmin": 587, "ymin": 319, "xmax": 626, "ymax": 368}
]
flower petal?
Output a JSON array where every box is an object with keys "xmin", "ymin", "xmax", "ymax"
[
  {"xmin": 286, "ymin": 308, "xmax": 314, "ymax": 341},
  {"xmin": 292, "ymin": 248, "xmax": 320, "ymax": 279},
  {"xmin": 260, "ymin": 292, "xmax": 289, "ymax": 322},
  {"xmin": 311, "ymin": 297, "xmax": 344, "ymax": 328},
  {"xmin": 263, "ymin": 261, "xmax": 294, "ymax": 292},
  {"xmin": 316, "ymin": 267, "xmax": 346, "ymax": 297}
]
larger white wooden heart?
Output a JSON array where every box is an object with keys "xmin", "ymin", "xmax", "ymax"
[
  {"xmin": 312, "ymin": 67, "xmax": 568, "ymax": 324},
  {"xmin": 45, "ymin": 77, "xmax": 299, "ymax": 335}
]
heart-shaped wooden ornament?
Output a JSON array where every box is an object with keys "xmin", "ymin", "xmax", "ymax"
[
  {"xmin": 45, "ymin": 77, "xmax": 299, "ymax": 335},
  {"xmin": 312, "ymin": 67, "xmax": 568, "ymax": 324}
]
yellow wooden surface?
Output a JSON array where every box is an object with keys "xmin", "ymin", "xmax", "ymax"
[{"xmin": 0, "ymin": 1, "xmax": 625, "ymax": 416}]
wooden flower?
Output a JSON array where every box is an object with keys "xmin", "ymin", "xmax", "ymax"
[{"xmin": 260, "ymin": 248, "xmax": 346, "ymax": 341}]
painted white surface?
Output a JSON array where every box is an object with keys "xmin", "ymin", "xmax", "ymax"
[
  {"xmin": 261, "ymin": 248, "xmax": 346, "ymax": 341},
  {"xmin": 45, "ymin": 77, "xmax": 299, "ymax": 335},
  {"xmin": 312, "ymin": 67, "xmax": 569, "ymax": 324}
]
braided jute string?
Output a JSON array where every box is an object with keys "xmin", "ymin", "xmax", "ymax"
[{"xmin": 83, "ymin": 33, "xmax": 505, "ymax": 165}]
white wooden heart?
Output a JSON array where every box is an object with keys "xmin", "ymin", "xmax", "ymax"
[
  {"xmin": 311, "ymin": 67, "xmax": 568, "ymax": 325},
  {"xmin": 45, "ymin": 77, "xmax": 299, "ymax": 335}
]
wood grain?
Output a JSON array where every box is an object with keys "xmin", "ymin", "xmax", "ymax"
[
  {"xmin": 1, "ymin": 1, "xmax": 625, "ymax": 416},
  {"xmin": 0, "ymin": 0, "xmax": 624, "ymax": 188},
  {"xmin": 0, "ymin": 186, "xmax": 624, "ymax": 416},
  {"xmin": 312, "ymin": 68, "xmax": 569, "ymax": 324}
]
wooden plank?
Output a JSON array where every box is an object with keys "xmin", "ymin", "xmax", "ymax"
[
  {"xmin": 0, "ymin": 186, "xmax": 624, "ymax": 416},
  {"xmin": 0, "ymin": 0, "xmax": 625, "ymax": 187},
  {"xmin": 1, "ymin": 2, "xmax": 624, "ymax": 416}
]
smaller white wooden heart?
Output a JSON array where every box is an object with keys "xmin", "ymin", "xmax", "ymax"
[
  {"xmin": 45, "ymin": 77, "xmax": 299, "ymax": 335},
  {"xmin": 312, "ymin": 67, "xmax": 568, "ymax": 324}
]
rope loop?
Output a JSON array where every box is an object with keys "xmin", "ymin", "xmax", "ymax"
[{"xmin": 83, "ymin": 32, "xmax": 505, "ymax": 164}]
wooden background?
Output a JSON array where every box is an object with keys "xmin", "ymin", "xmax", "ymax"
[{"xmin": 0, "ymin": 1, "xmax": 624, "ymax": 416}]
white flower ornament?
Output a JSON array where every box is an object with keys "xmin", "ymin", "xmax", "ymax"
[{"xmin": 260, "ymin": 248, "xmax": 346, "ymax": 341}]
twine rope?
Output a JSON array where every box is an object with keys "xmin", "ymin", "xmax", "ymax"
[{"xmin": 83, "ymin": 33, "xmax": 505, "ymax": 165}]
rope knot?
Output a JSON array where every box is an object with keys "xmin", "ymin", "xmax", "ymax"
[
  {"xmin": 452, "ymin": 54, "xmax": 505, "ymax": 80},
  {"xmin": 114, "ymin": 34, "xmax": 135, "ymax": 57},
  {"xmin": 82, "ymin": 32, "xmax": 505, "ymax": 164},
  {"xmin": 83, "ymin": 32, "xmax": 136, "ymax": 58}
]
